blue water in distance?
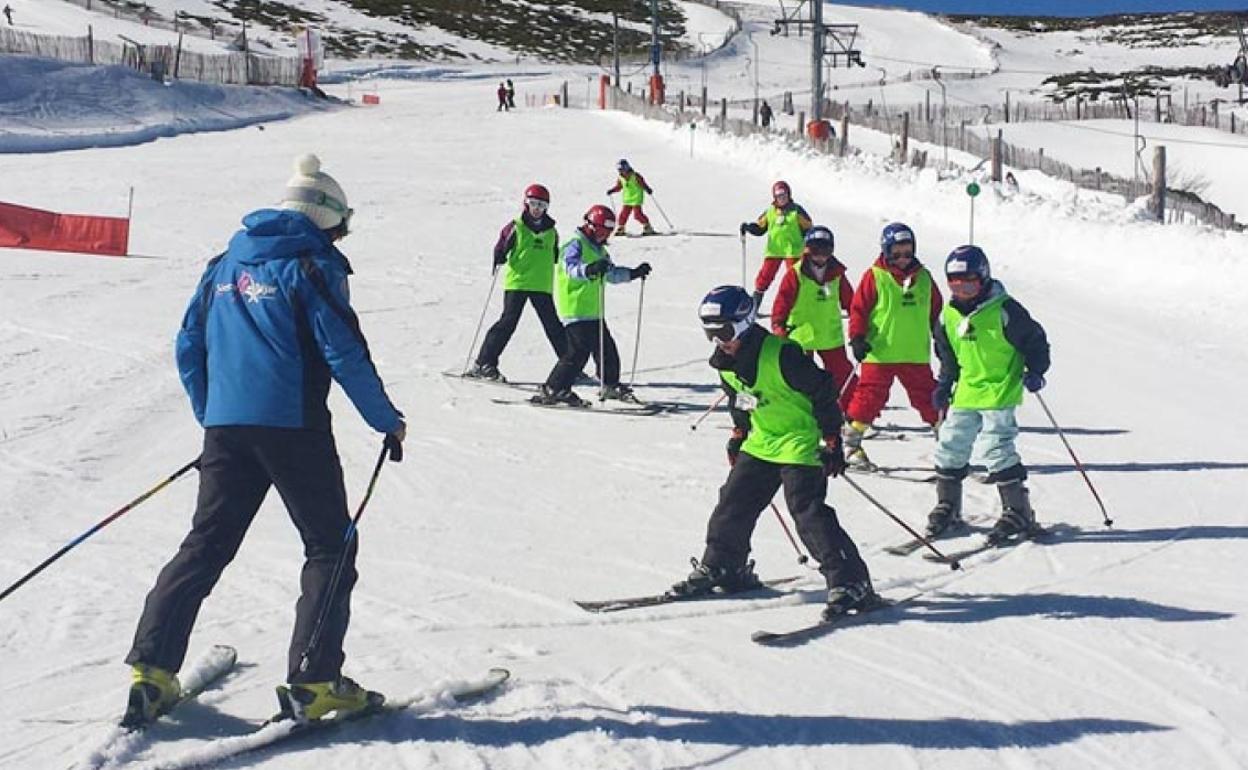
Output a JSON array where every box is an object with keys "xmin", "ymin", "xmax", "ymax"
[{"xmin": 835, "ymin": 0, "xmax": 1248, "ymax": 15}]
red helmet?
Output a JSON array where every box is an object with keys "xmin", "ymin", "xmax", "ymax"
[
  {"xmin": 583, "ymin": 204, "xmax": 617, "ymax": 240},
  {"xmin": 772, "ymin": 181, "xmax": 791, "ymax": 201},
  {"xmin": 523, "ymin": 183, "xmax": 550, "ymax": 203}
]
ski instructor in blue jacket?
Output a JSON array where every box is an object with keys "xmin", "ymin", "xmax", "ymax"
[{"xmin": 123, "ymin": 154, "xmax": 405, "ymax": 727}]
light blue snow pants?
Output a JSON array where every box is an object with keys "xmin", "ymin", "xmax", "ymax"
[{"xmin": 933, "ymin": 407, "xmax": 1021, "ymax": 474}]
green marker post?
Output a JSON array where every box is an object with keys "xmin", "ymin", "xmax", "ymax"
[{"xmin": 966, "ymin": 181, "xmax": 981, "ymax": 244}]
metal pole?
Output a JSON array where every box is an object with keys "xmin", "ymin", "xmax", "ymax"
[
  {"xmin": 627, "ymin": 279, "xmax": 646, "ymax": 388},
  {"xmin": 612, "ymin": 12, "xmax": 621, "ymax": 87},
  {"xmin": 739, "ymin": 233, "xmax": 748, "ymax": 286},
  {"xmin": 810, "ymin": 0, "xmax": 824, "ymax": 121},
  {"xmin": 841, "ymin": 475, "xmax": 960, "ymax": 568},
  {"xmin": 1033, "ymin": 393, "xmax": 1114, "ymax": 527},
  {"xmin": 689, "ymin": 392, "xmax": 727, "ymax": 431},
  {"xmin": 461, "ymin": 269, "xmax": 499, "ymax": 375},
  {"xmin": 598, "ymin": 279, "xmax": 607, "ymax": 400}
]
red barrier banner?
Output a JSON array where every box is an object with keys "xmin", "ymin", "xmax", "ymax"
[{"xmin": 0, "ymin": 201, "xmax": 130, "ymax": 257}]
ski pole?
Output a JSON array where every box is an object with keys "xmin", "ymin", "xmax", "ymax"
[
  {"xmin": 739, "ymin": 234, "xmax": 748, "ymax": 287},
  {"xmin": 0, "ymin": 458, "xmax": 200, "ymax": 605},
  {"xmin": 1033, "ymin": 392, "xmax": 1113, "ymax": 528},
  {"xmin": 838, "ymin": 361, "xmax": 861, "ymax": 401},
  {"xmin": 627, "ymin": 277, "xmax": 646, "ymax": 389},
  {"xmin": 649, "ymin": 193, "xmax": 675, "ymax": 231},
  {"xmin": 296, "ymin": 439, "xmax": 392, "ymax": 676},
  {"xmin": 461, "ymin": 268, "xmax": 499, "ymax": 375},
  {"xmin": 769, "ymin": 501, "xmax": 813, "ymax": 567},
  {"xmin": 841, "ymin": 474, "xmax": 961, "ymax": 570},
  {"xmin": 690, "ymin": 392, "xmax": 726, "ymax": 431},
  {"xmin": 598, "ymin": 279, "xmax": 607, "ymax": 401}
]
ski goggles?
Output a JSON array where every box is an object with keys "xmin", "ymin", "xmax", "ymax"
[
  {"xmin": 524, "ymin": 197, "xmax": 549, "ymax": 212},
  {"xmin": 702, "ymin": 316, "xmax": 752, "ymax": 344},
  {"xmin": 284, "ymin": 187, "xmax": 355, "ymax": 232},
  {"xmin": 946, "ymin": 275, "xmax": 982, "ymax": 299}
]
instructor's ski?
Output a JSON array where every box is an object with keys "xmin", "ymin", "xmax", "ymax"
[
  {"xmin": 575, "ymin": 576, "xmax": 803, "ymax": 613},
  {"xmin": 140, "ymin": 668, "xmax": 510, "ymax": 770},
  {"xmin": 491, "ymin": 397, "xmax": 670, "ymax": 416},
  {"xmin": 441, "ymin": 370, "xmax": 540, "ymax": 392}
]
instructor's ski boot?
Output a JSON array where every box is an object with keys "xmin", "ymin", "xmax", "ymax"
[
  {"xmin": 986, "ymin": 479, "xmax": 1037, "ymax": 545},
  {"xmin": 121, "ymin": 662, "xmax": 181, "ymax": 729},
  {"xmin": 531, "ymin": 385, "xmax": 586, "ymax": 407},
  {"xmin": 276, "ymin": 676, "xmax": 384, "ymax": 723},
  {"xmin": 668, "ymin": 557, "xmax": 763, "ymax": 597},
  {"xmin": 925, "ymin": 472, "xmax": 966, "ymax": 537},
  {"xmin": 464, "ymin": 362, "xmax": 504, "ymax": 382},
  {"xmin": 614, "ymin": 225, "xmax": 627, "ymax": 237},
  {"xmin": 822, "ymin": 580, "xmax": 877, "ymax": 621}
]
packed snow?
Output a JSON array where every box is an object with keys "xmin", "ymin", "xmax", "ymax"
[{"xmin": 2, "ymin": 1, "xmax": 1247, "ymax": 769}]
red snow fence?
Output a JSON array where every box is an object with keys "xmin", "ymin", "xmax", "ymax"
[
  {"xmin": 361, "ymin": 93, "xmax": 380, "ymax": 105},
  {"xmin": 0, "ymin": 200, "xmax": 130, "ymax": 257}
]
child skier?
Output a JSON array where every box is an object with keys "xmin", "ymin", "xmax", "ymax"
[
  {"xmin": 769, "ymin": 225, "xmax": 858, "ymax": 409},
  {"xmin": 739, "ymin": 180, "xmax": 812, "ymax": 312},
  {"xmin": 466, "ymin": 183, "xmax": 566, "ymax": 381},
  {"xmin": 928, "ymin": 245, "xmax": 1050, "ymax": 543},
  {"xmin": 533, "ymin": 204, "xmax": 651, "ymax": 406},
  {"xmin": 670, "ymin": 285, "xmax": 875, "ymax": 621},
  {"xmin": 843, "ymin": 222, "xmax": 943, "ymax": 466},
  {"xmin": 606, "ymin": 159, "xmax": 655, "ymax": 236}
]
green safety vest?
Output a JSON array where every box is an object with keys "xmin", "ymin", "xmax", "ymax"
[
  {"xmin": 787, "ymin": 263, "xmax": 845, "ymax": 352},
  {"xmin": 864, "ymin": 266, "xmax": 933, "ymax": 365},
  {"xmin": 504, "ymin": 217, "xmax": 558, "ymax": 293},
  {"xmin": 942, "ymin": 293, "xmax": 1024, "ymax": 410},
  {"xmin": 555, "ymin": 232, "xmax": 606, "ymax": 320},
  {"xmin": 764, "ymin": 205, "xmax": 805, "ymax": 258},
  {"xmin": 721, "ymin": 336, "xmax": 821, "ymax": 466},
  {"xmin": 620, "ymin": 173, "xmax": 646, "ymax": 206}
]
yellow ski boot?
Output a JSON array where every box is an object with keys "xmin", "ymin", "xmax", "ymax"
[
  {"xmin": 276, "ymin": 676, "xmax": 384, "ymax": 723},
  {"xmin": 121, "ymin": 663, "xmax": 181, "ymax": 728}
]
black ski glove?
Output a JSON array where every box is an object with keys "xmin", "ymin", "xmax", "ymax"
[
  {"xmin": 726, "ymin": 428, "xmax": 746, "ymax": 467},
  {"xmin": 384, "ymin": 425, "xmax": 405, "ymax": 463},
  {"xmin": 849, "ymin": 336, "xmax": 871, "ymax": 363},
  {"xmin": 1023, "ymin": 372, "xmax": 1046, "ymax": 393},
  {"xmin": 820, "ymin": 436, "xmax": 846, "ymax": 477},
  {"xmin": 739, "ymin": 222, "xmax": 750, "ymax": 236},
  {"xmin": 630, "ymin": 262, "xmax": 652, "ymax": 281},
  {"xmin": 584, "ymin": 260, "xmax": 610, "ymax": 279}
]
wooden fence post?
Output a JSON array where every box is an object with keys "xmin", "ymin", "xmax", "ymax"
[
  {"xmin": 1004, "ymin": 91, "xmax": 1010, "ymax": 123},
  {"xmin": 701, "ymin": 86, "xmax": 707, "ymax": 115},
  {"xmin": 1037, "ymin": 147, "xmax": 1044, "ymax": 173},
  {"xmin": 561, "ymin": 81, "xmax": 569, "ymax": 108},
  {"xmin": 87, "ymin": 24, "xmax": 94, "ymax": 64},
  {"xmin": 839, "ymin": 113, "xmax": 849, "ymax": 156},
  {"xmin": 720, "ymin": 97, "xmax": 727, "ymax": 127},
  {"xmin": 1150, "ymin": 145, "xmax": 1166, "ymax": 222},
  {"xmin": 900, "ymin": 112, "xmax": 909, "ymax": 163},
  {"xmin": 798, "ymin": 110, "xmax": 805, "ymax": 136},
  {"xmin": 991, "ymin": 130, "xmax": 1003, "ymax": 182}
]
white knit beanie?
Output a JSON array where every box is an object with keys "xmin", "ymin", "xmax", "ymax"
[{"xmin": 279, "ymin": 154, "xmax": 349, "ymax": 230}]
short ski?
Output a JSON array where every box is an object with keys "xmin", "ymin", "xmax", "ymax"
[
  {"xmin": 140, "ymin": 668, "xmax": 510, "ymax": 770},
  {"xmin": 847, "ymin": 465, "xmax": 936, "ymax": 485},
  {"xmin": 751, "ymin": 594, "xmax": 916, "ymax": 647},
  {"xmin": 121, "ymin": 644, "xmax": 238, "ymax": 729},
  {"xmin": 575, "ymin": 575, "xmax": 802, "ymax": 613},
  {"xmin": 884, "ymin": 515, "xmax": 991, "ymax": 557},
  {"xmin": 921, "ymin": 526, "xmax": 1050, "ymax": 564},
  {"xmin": 441, "ymin": 370, "xmax": 539, "ymax": 392},
  {"xmin": 491, "ymin": 397, "xmax": 669, "ymax": 416}
]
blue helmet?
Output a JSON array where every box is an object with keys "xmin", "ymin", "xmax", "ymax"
[
  {"xmin": 804, "ymin": 225, "xmax": 835, "ymax": 254},
  {"xmin": 945, "ymin": 245, "xmax": 991, "ymax": 282},
  {"xmin": 880, "ymin": 222, "xmax": 916, "ymax": 260},
  {"xmin": 699, "ymin": 285, "xmax": 754, "ymax": 342},
  {"xmin": 617, "ymin": 158, "xmax": 631, "ymax": 172}
]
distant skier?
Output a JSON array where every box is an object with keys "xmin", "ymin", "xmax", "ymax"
[
  {"xmin": 3, "ymin": 4, "xmax": 12, "ymax": 25},
  {"xmin": 532, "ymin": 204, "xmax": 651, "ymax": 406},
  {"xmin": 466, "ymin": 184, "xmax": 567, "ymax": 381},
  {"xmin": 670, "ymin": 285, "xmax": 875, "ymax": 621},
  {"xmin": 928, "ymin": 245, "xmax": 1050, "ymax": 543},
  {"xmin": 606, "ymin": 158, "xmax": 656, "ymax": 236},
  {"xmin": 739, "ymin": 180, "xmax": 812, "ymax": 312},
  {"xmin": 122, "ymin": 154, "xmax": 405, "ymax": 728},
  {"xmin": 769, "ymin": 225, "xmax": 858, "ymax": 409},
  {"xmin": 759, "ymin": 100, "xmax": 773, "ymax": 129},
  {"xmin": 842, "ymin": 222, "xmax": 942, "ymax": 466},
  {"xmin": 497, "ymin": 82, "xmax": 509, "ymax": 111},
  {"xmin": 506, "ymin": 79, "xmax": 516, "ymax": 109}
]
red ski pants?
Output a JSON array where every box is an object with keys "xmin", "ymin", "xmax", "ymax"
[
  {"xmin": 814, "ymin": 346, "xmax": 858, "ymax": 412},
  {"xmin": 754, "ymin": 257, "xmax": 797, "ymax": 293},
  {"xmin": 617, "ymin": 205, "xmax": 650, "ymax": 227},
  {"xmin": 845, "ymin": 362, "xmax": 940, "ymax": 426}
]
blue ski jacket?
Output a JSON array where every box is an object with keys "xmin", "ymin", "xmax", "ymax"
[{"xmin": 176, "ymin": 209, "xmax": 402, "ymax": 434}]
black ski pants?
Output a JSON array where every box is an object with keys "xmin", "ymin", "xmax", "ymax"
[
  {"xmin": 703, "ymin": 453, "xmax": 869, "ymax": 589},
  {"xmin": 545, "ymin": 318, "xmax": 620, "ymax": 392},
  {"xmin": 476, "ymin": 290, "xmax": 567, "ymax": 368},
  {"xmin": 126, "ymin": 426, "xmax": 357, "ymax": 684}
]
